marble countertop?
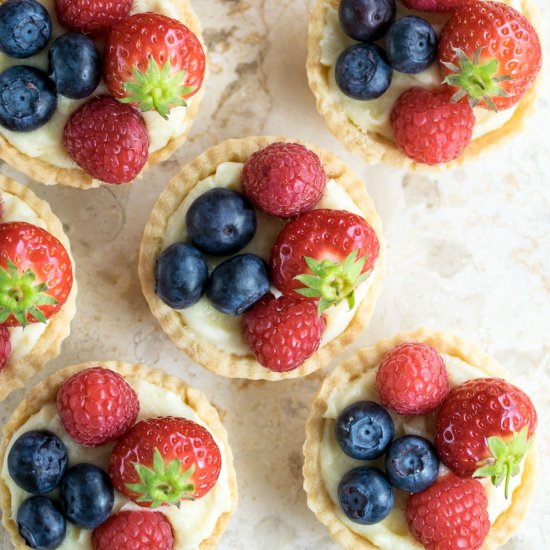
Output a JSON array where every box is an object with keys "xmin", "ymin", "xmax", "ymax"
[{"xmin": 1, "ymin": 0, "xmax": 549, "ymax": 548}]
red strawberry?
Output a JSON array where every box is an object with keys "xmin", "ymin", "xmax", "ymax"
[
  {"xmin": 64, "ymin": 96, "xmax": 149, "ymax": 184},
  {"xmin": 55, "ymin": 0, "xmax": 132, "ymax": 35},
  {"xmin": 103, "ymin": 13, "xmax": 206, "ymax": 119},
  {"xmin": 243, "ymin": 293, "xmax": 325, "ymax": 372},
  {"xmin": 376, "ymin": 342, "xmax": 449, "ymax": 415},
  {"xmin": 109, "ymin": 417, "xmax": 222, "ymax": 507},
  {"xmin": 0, "ymin": 222, "xmax": 73, "ymax": 327},
  {"xmin": 0, "ymin": 327, "xmax": 11, "ymax": 371},
  {"xmin": 92, "ymin": 510, "xmax": 173, "ymax": 550},
  {"xmin": 391, "ymin": 88, "xmax": 475, "ymax": 165},
  {"xmin": 401, "ymin": 0, "xmax": 465, "ymax": 11},
  {"xmin": 406, "ymin": 473, "xmax": 490, "ymax": 550},
  {"xmin": 57, "ymin": 367, "xmax": 139, "ymax": 447},
  {"xmin": 270, "ymin": 209, "xmax": 379, "ymax": 314},
  {"xmin": 435, "ymin": 377, "xmax": 537, "ymax": 498},
  {"xmin": 439, "ymin": 1, "xmax": 542, "ymax": 111},
  {"xmin": 241, "ymin": 142, "xmax": 326, "ymax": 217}
]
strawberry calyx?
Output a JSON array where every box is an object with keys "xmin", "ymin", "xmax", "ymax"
[
  {"xmin": 473, "ymin": 426, "xmax": 533, "ymax": 499},
  {"xmin": 0, "ymin": 258, "xmax": 57, "ymax": 327},
  {"xmin": 121, "ymin": 57, "xmax": 195, "ymax": 120},
  {"xmin": 126, "ymin": 448, "xmax": 195, "ymax": 508}
]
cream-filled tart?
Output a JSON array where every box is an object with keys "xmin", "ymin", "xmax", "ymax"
[
  {"xmin": 0, "ymin": 175, "xmax": 76, "ymax": 400},
  {"xmin": 139, "ymin": 136, "xmax": 385, "ymax": 380},
  {"xmin": 303, "ymin": 328, "xmax": 538, "ymax": 549}
]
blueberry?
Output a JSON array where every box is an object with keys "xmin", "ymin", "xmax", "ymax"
[
  {"xmin": 48, "ymin": 33, "xmax": 101, "ymax": 99},
  {"xmin": 0, "ymin": 66, "xmax": 57, "ymax": 132},
  {"xmin": 186, "ymin": 188, "xmax": 257, "ymax": 256},
  {"xmin": 386, "ymin": 17, "xmax": 438, "ymax": 74},
  {"xmin": 8, "ymin": 430, "xmax": 68, "ymax": 495},
  {"xmin": 338, "ymin": 467, "xmax": 394, "ymax": 525},
  {"xmin": 60, "ymin": 464, "xmax": 114, "ymax": 529},
  {"xmin": 155, "ymin": 242, "xmax": 208, "ymax": 309},
  {"xmin": 335, "ymin": 401, "xmax": 394, "ymax": 460},
  {"xmin": 335, "ymin": 44, "xmax": 392, "ymax": 101},
  {"xmin": 384, "ymin": 435, "xmax": 439, "ymax": 493},
  {"xmin": 339, "ymin": 0, "xmax": 395, "ymax": 42},
  {"xmin": 0, "ymin": 0, "xmax": 52, "ymax": 59},
  {"xmin": 17, "ymin": 496, "xmax": 65, "ymax": 549},
  {"xmin": 206, "ymin": 253, "xmax": 269, "ymax": 315}
]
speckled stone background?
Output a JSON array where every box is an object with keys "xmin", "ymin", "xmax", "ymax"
[{"xmin": 1, "ymin": 0, "xmax": 549, "ymax": 548}]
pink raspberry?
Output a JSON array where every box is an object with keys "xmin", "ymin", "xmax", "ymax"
[
  {"xmin": 402, "ymin": 0, "xmax": 465, "ymax": 11},
  {"xmin": 0, "ymin": 327, "xmax": 11, "ymax": 371}
]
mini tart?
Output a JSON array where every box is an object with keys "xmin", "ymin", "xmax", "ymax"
[
  {"xmin": 306, "ymin": 0, "xmax": 542, "ymax": 170},
  {"xmin": 0, "ymin": 361, "xmax": 238, "ymax": 550},
  {"xmin": 0, "ymin": 175, "xmax": 77, "ymax": 400},
  {"xmin": 0, "ymin": 0, "xmax": 204, "ymax": 189},
  {"xmin": 139, "ymin": 136, "xmax": 385, "ymax": 381},
  {"xmin": 303, "ymin": 328, "xmax": 538, "ymax": 550}
]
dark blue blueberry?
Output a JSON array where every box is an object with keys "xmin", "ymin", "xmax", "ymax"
[
  {"xmin": 339, "ymin": 0, "xmax": 395, "ymax": 42},
  {"xmin": 335, "ymin": 44, "xmax": 392, "ymax": 101},
  {"xmin": 186, "ymin": 188, "xmax": 257, "ymax": 256},
  {"xmin": 0, "ymin": 66, "xmax": 57, "ymax": 132},
  {"xmin": 48, "ymin": 33, "xmax": 101, "ymax": 99},
  {"xmin": 17, "ymin": 496, "xmax": 66, "ymax": 550},
  {"xmin": 386, "ymin": 17, "xmax": 438, "ymax": 74},
  {"xmin": 335, "ymin": 400, "xmax": 394, "ymax": 460},
  {"xmin": 60, "ymin": 464, "xmax": 114, "ymax": 529},
  {"xmin": 384, "ymin": 435, "xmax": 439, "ymax": 493},
  {"xmin": 155, "ymin": 242, "xmax": 208, "ymax": 309},
  {"xmin": 206, "ymin": 253, "xmax": 269, "ymax": 315},
  {"xmin": 0, "ymin": 0, "xmax": 52, "ymax": 59},
  {"xmin": 338, "ymin": 467, "xmax": 394, "ymax": 525}
]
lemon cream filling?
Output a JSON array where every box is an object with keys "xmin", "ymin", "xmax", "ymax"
[
  {"xmin": 161, "ymin": 161, "xmax": 376, "ymax": 356},
  {"xmin": 1, "ymin": 377, "xmax": 233, "ymax": 550},
  {"xmin": 319, "ymin": 353, "xmax": 524, "ymax": 549}
]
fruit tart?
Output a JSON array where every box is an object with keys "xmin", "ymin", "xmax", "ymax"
[
  {"xmin": 0, "ymin": 361, "xmax": 238, "ymax": 549},
  {"xmin": 0, "ymin": 0, "xmax": 205, "ymax": 188},
  {"xmin": 139, "ymin": 136, "xmax": 385, "ymax": 380},
  {"xmin": 307, "ymin": 0, "xmax": 542, "ymax": 168},
  {"xmin": 303, "ymin": 328, "xmax": 538, "ymax": 549},
  {"xmin": 0, "ymin": 174, "xmax": 76, "ymax": 400}
]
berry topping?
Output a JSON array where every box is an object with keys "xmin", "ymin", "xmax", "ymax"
[
  {"xmin": 57, "ymin": 367, "xmax": 139, "ymax": 447},
  {"xmin": 0, "ymin": 66, "xmax": 57, "ymax": 132},
  {"xmin": 402, "ymin": 0, "xmax": 463, "ymax": 11},
  {"xmin": 376, "ymin": 342, "xmax": 450, "ymax": 415},
  {"xmin": 186, "ymin": 188, "xmax": 256, "ymax": 255},
  {"xmin": 63, "ymin": 96, "xmax": 149, "ymax": 184},
  {"xmin": 406, "ymin": 474, "xmax": 490, "ymax": 550},
  {"xmin": 109, "ymin": 417, "xmax": 222, "ymax": 506},
  {"xmin": 384, "ymin": 435, "xmax": 439, "ymax": 493},
  {"xmin": 338, "ymin": 0, "xmax": 396, "ymax": 42},
  {"xmin": 0, "ymin": 222, "xmax": 73, "ymax": 327},
  {"xmin": 335, "ymin": 401, "xmax": 395, "ymax": 460},
  {"xmin": 206, "ymin": 253, "xmax": 270, "ymax": 315},
  {"xmin": 8, "ymin": 430, "xmax": 68, "ymax": 495},
  {"xmin": 155, "ymin": 243, "xmax": 208, "ymax": 309},
  {"xmin": 391, "ymin": 87, "xmax": 475, "ymax": 165},
  {"xmin": 55, "ymin": 0, "xmax": 132, "ymax": 35},
  {"xmin": 17, "ymin": 496, "xmax": 66, "ymax": 550},
  {"xmin": 338, "ymin": 467, "xmax": 394, "ymax": 525},
  {"xmin": 241, "ymin": 142, "xmax": 326, "ymax": 218},
  {"xmin": 243, "ymin": 293, "xmax": 325, "ymax": 372},
  {"xmin": 0, "ymin": 326, "xmax": 11, "ymax": 371}
]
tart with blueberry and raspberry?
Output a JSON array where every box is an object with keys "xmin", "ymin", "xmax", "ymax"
[
  {"xmin": 0, "ymin": 174, "xmax": 76, "ymax": 400},
  {"xmin": 303, "ymin": 328, "xmax": 538, "ymax": 549},
  {"xmin": 139, "ymin": 136, "xmax": 385, "ymax": 380},
  {"xmin": 307, "ymin": 0, "xmax": 542, "ymax": 168},
  {"xmin": 0, "ymin": 0, "xmax": 205, "ymax": 188},
  {"xmin": 0, "ymin": 361, "xmax": 238, "ymax": 549}
]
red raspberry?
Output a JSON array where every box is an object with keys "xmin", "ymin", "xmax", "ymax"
[
  {"xmin": 55, "ymin": 0, "xmax": 132, "ymax": 35},
  {"xmin": 0, "ymin": 327, "xmax": 11, "ymax": 371},
  {"xmin": 241, "ymin": 142, "xmax": 326, "ymax": 217},
  {"xmin": 391, "ymin": 88, "xmax": 475, "ymax": 165},
  {"xmin": 92, "ymin": 510, "xmax": 173, "ymax": 550},
  {"xmin": 401, "ymin": 0, "xmax": 465, "ymax": 11},
  {"xmin": 63, "ymin": 96, "xmax": 149, "ymax": 184},
  {"xmin": 243, "ymin": 293, "xmax": 325, "ymax": 372},
  {"xmin": 57, "ymin": 366, "xmax": 139, "ymax": 446},
  {"xmin": 406, "ymin": 474, "xmax": 490, "ymax": 550},
  {"xmin": 376, "ymin": 342, "xmax": 449, "ymax": 415}
]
